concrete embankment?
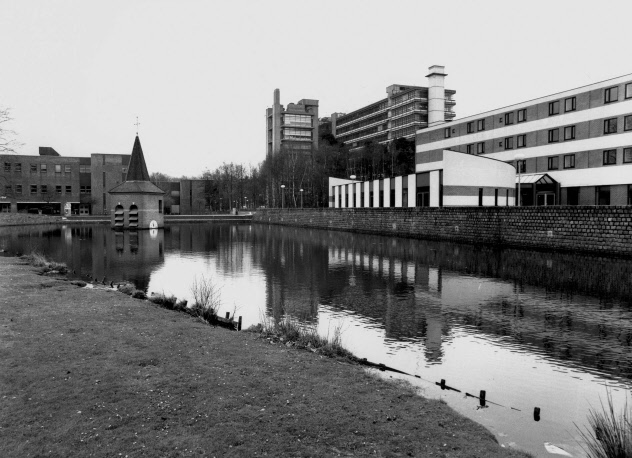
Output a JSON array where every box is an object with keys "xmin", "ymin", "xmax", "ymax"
[
  {"xmin": 0, "ymin": 256, "xmax": 528, "ymax": 457},
  {"xmin": 254, "ymin": 206, "xmax": 632, "ymax": 257},
  {"xmin": 0, "ymin": 213, "xmax": 253, "ymax": 227}
]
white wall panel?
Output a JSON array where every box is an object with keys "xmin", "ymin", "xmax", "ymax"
[{"xmin": 394, "ymin": 176, "xmax": 403, "ymax": 207}]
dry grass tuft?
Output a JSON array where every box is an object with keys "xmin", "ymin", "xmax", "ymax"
[
  {"xmin": 577, "ymin": 391, "xmax": 632, "ymax": 458},
  {"xmin": 190, "ymin": 275, "xmax": 222, "ymax": 324},
  {"xmin": 24, "ymin": 252, "xmax": 68, "ymax": 274},
  {"xmin": 149, "ymin": 292, "xmax": 178, "ymax": 309},
  {"xmin": 256, "ymin": 314, "xmax": 353, "ymax": 359}
]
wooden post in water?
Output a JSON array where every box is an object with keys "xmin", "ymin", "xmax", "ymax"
[
  {"xmin": 238, "ymin": 316, "xmax": 242, "ymax": 331},
  {"xmin": 225, "ymin": 312, "xmax": 230, "ymax": 319},
  {"xmin": 479, "ymin": 390, "xmax": 486, "ymax": 407},
  {"xmin": 533, "ymin": 407, "xmax": 541, "ymax": 421},
  {"xmin": 440, "ymin": 379, "xmax": 446, "ymax": 390}
]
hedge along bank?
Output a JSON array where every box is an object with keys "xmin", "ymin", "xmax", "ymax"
[{"xmin": 253, "ymin": 206, "xmax": 632, "ymax": 257}]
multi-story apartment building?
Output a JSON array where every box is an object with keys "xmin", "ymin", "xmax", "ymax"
[
  {"xmin": 332, "ymin": 65, "xmax": 456, "ymax": 149},
  {"xmin": 416, "ymin": 73, "xmax": 632, "ymax": 206},
  {"xmin": 266, "ymin": 89, "xmax": 319, "ymax": 156},
  {"xmin": 1, "ymin": 147, "xmax": 130, "ymax": 215}
]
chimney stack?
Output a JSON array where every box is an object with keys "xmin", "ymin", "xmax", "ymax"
[{"xmin": 426, "ymin": 65, "xmax": 447, "ymax": 127}]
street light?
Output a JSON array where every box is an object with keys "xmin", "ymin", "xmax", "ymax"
[
  {"xmin": 299, "ymin": 189, "xmax": 304, "ymax": 209},
  {"xmin": 515, "ymin": 153, "xmax": 525, "ymax": 206},
  {"xmin": 280, "ymin": 184, "xmax": 285, "ymax": 209}
]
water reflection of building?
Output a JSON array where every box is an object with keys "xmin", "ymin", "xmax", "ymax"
[
  {"xmin": 62, "ymin": 226, "xmax": 164, "ymax": 290},
  {"xmin": 252, "ymin": 225, "xmax": 632, "ymax": 379},
  {"xmin": 84, "ymin": 227, "xmax": 164, "ymax": 290},
  {"xmin": 2, "ymin": 223, "xmax": 632, "ymax": 381},
  {"xmin": 250, "ymin": 226, "xmax": 324, "ymax": 322}
]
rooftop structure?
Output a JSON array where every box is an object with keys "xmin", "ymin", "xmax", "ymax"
[
  {"xmin": 109, "ymin": 136, "xmax": 165, "ymax": 229},
  {"xmin": 332, "ymin": 65, "xmax": 456, "ymax": 149},
  {"xmin": 266, "ymin": 89, "xmax": 319, "ymax": 155}
]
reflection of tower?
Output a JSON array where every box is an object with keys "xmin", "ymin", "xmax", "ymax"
[
  {"xmin": 85, "ymin": 227, "xmax": 165, "ymax": 290},
  {"xmin": 415, "ymin": 265, "xmax": 444, "ymax": 363}
]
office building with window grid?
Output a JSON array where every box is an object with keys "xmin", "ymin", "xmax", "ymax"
[
  {"xmin": 1, "ymin": 147, "xmax": 131, "ymax": 215},
  {"xmin": 266, "ymin": 89, "xmax": 319, "ymax": 156},
  {"xmin": 331, "ymin": 65, "xmax": 456, "ymax": 149},
  {"xmin": 2, "ymin": 147, "xmax": 243, "ymax": 216},
  {"xmin": 416, "ymin": 73, "xmax": 632, "ymax": 206}
]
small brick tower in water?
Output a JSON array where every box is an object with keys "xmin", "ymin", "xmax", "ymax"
[{"xmin": 108, "ymin": 136, "xmax": 165, "ymax": 230}]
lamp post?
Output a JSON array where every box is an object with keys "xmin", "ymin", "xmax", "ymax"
[
  {"xmin": 280, "ymin": 184, "xmax": 285, "ymax": 209},
  {"xmin": 515, "ymin": 153, "xmax": 525, "ymax": 206},
  {"xmin": 299, "ymin": 189, "xmax": 304, "ymax": 209}
]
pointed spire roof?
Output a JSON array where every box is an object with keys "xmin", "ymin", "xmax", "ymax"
[
  {"xmin": 108, "ymin": 135, "xmax": 164, "ymax": 195},
  {"xmin": 126, "ymin": 135, "xmax": 151, "ymax": 181}
]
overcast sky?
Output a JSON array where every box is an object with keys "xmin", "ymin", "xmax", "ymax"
[{"xmin": 1, "ymin": 0, "xmax": 630, "ymax": 177}]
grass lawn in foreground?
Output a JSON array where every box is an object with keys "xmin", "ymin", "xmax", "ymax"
[{"xmin": 0, "ymin": 256, "xmax": 530, "ymax": 457}]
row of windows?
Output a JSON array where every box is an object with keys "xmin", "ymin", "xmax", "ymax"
[
  {"xmin": 466, "ymin": 118, "xmax": 487, "ymax": 134},
  {"xmin": 391, "ymin": 101, "xmax": 427, "ymax": 118},
  {"xmin": 391, "ymin": 89, "xmax": 427, "ymax": 107},
  {"xmin": 514, "ymin": 148, "xmax": 632, "ymax": 174},
  {"xmin": 350, "ymin": 133, "xmax": 389, "ymax": 148},
  {"xmin": 463, "ymin": 114, "xmax": 632, "ymax": 151},
  {"xmin": 390, "ymin": 113, "xmax": 424, "ymax": 129},
  {"xmin": 391, "ymin": 125, "xmax": 419, "ymax": 139},
  {"xmin": 283, "ymin": 114, "xmax": 312, "ymax": 127},
  {"xmin": 546, "ymin": 82, "xmax": 632, "ymax": 117},
  {"xmin": 336, "ymin": 112, "xmax": 388, "ymax": 135},
  {"xmin": 466, "ymin": 143, "xmax": 486, "ymax": 154},
  {"xmin": 602, "ymin": 149, "xmax": 632, "ymax": 165},
  {"xmin": 446, "ymin": 83, "xmax": 632, "ymax": 141},
  {"xmin": 336, "ymin": 100, "xmax": 388, "ymax": 127},
  {"xmin": 547, "ymin": 115, "xmax": 632, "ymax": 140},
  {"xmin": 604, "ymin": 115, "xmax": 632, "ymax": 134},
  {"xmin": 500, "ymin": 134, "xmax": 527, "ymax": 150},
  {"xmin": 547, "ymin": 125, "xmax": 577, "ymax": 143},
  {"xmin": 281, "ymin": 128, "xmax": 312, "ymax": 140},
  {"xmin": 4, "ymin": 163, "xmax": 77, "ymax": 174},
  {"xmin": 341, "ymin": 125, "xmax": 386, "ymax": 142},
  {"xmin": 4, "ymin": 184, "xmax": 81, "ymax": 195},
  {"xmin": 548, "ymin": 97, "xmax": 577, "ymax": 116},
  {"xmin": 3, "ymin": 162, "xmax": 101, "ymax": 174}
]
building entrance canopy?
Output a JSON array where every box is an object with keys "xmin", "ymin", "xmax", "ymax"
[{"xmin": 516, "ymin": 173, "xmax": 557, "ymax": 185}]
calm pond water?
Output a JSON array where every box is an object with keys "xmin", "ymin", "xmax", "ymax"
[{"xmin": 2, "ymin": 222, "xmax": 632, "ymax": 457}]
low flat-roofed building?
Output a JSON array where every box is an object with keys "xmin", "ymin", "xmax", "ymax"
[{"xmin": 329, "ymin": 151, "xmax": 514, "ymax": 208}]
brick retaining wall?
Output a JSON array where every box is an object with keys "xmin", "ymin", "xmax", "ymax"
[{"xmin": 253, "ymin": 207, "xmax": 632, "ymax": 256}]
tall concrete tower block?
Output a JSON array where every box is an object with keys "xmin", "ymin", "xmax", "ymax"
[
  {"xmin": 271, "ymin": 89, "xmax": 282, "ymax": 155},
  {"xmin": 427, "ymin": 65, "xmax": 447, "ymax": 127}
]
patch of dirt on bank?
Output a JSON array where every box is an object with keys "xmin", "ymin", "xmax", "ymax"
[{"xmin": 0, "ymin": 257, "xmax": 531, "ymax": 457}]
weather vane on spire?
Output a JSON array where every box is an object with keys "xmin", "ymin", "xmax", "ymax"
[{"xmin": 135, "ymin": 116, "xmax": 140, "ymax": 136}]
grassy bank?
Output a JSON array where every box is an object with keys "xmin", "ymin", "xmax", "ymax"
[{"xmin": 0, "ymin": 256, "xmax": 530, "ymax": 457}]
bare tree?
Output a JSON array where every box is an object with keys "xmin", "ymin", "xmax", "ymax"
[{"xmin": 0, "ymin": 107, "xmax": 21, "ymax": 154}]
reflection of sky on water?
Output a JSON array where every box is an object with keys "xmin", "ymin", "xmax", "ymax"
[
  {"xmin": 147, "ymin": 252, "xmax": 266, "ymax": 325},
  {"xmin": 2, "ymin": 222, "xmax": 632, "ymax": 457}
]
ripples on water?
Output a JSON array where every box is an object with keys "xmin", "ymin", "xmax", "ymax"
[{"xmin": 1, "ymin": 223, "xmax": 631, "ymax": 457}]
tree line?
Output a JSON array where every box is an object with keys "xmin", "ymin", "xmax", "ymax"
[{"xmin": 150, "ymin": 136, "xmax": 416, "ymax": 211}]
